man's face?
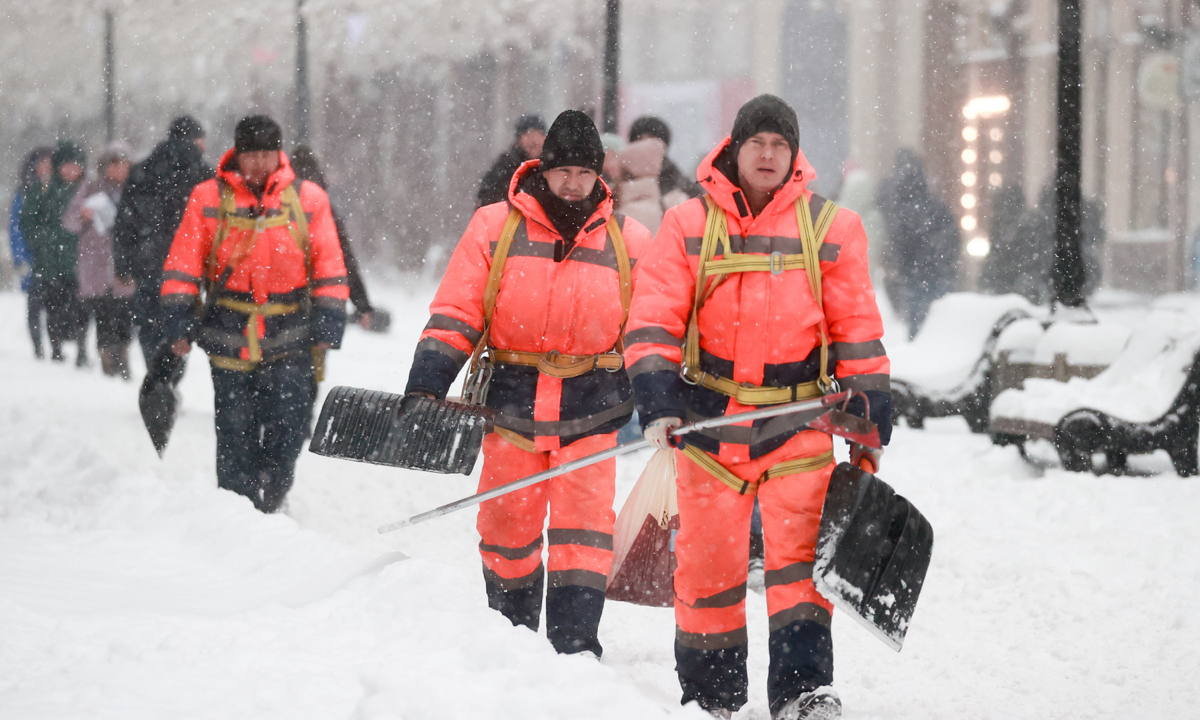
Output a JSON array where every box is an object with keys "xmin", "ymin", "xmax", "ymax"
[
  {"xmin": 194, "ymin": 136, "xmax": 207, "ymax": 154},
  {"xmin": 59, "ymin": 162, "xmax": 83, "ymax": 184},
  {"xmin": 517, "ymin": 130, "xmax": 545, "ymax": 159},
  {"xmin": 736, "ymin": 131, "xmax": 792, "ymax": 196},
  {"xmin": 104, "ymin": 159, "xmax": 130, "ymax": 185},
  {"xmin": 543, "ymin": 165, "xmax": 598, "ymax": 202},
  {"xmin": 236, "ymin": 150, "xmax": 280, "ymax": 188}
]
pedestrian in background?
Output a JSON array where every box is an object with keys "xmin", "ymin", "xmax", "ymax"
[
  {"xmin": 477, "ymin": 114, "xmax": 546, "ymax": 207},
  {"xmin": 876, "ymin": 148, "xmax": 960, "ymax": 339},
  {"xmin": 20, "ymin": 141, "xmax": 88, "ymax": 365},
  {"xmin": 290, "ymin": 144, "xmax": 383, "ymax": 332},
  {"xmin": 9, "ymin": 146, "xmax": 53, "ymax": 359},
  {"xmin": 627, "ymin": 115, "xmax": 702, "ymax": 205},
  {"xmin": 64, "ymin": 142, "xmax": 135, "ymax": 379},
  {"xmin": 112, "ymin": 116, "xmax": 212, "ymax": 364},
  {"xmin": 977, "ymin": 183, "xmax": 1026, "ymax": 296},
  {"xmin": 835, "ymin": 160, "xmax": 887, "ymax": 289}
]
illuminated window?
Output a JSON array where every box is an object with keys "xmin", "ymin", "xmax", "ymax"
[
  {"xmin": 961, "ymin": 215, "xmax": 977, "ymax": 231},
  {"xmin": 962, "ymin": 149, "xmax": 977, "ymax": 164},
  {"xmin": 967, "ymin": 237, "xmax": 991, "ymax": 257},
  {"xmin": 990, "ymin": 128, "xmax": 1003, "ymax": 142},
  {"xmin": 989, "ymin": 150, "xmax": 1003, "ymax": 164},
  {"xmin": 989, "ymin": 173, "xmax": 1003, "ymax": 187},
  {"xmin": 961, "ymin": 194, "xmax": 977, "ymax": 209},
  {"xmin": 963, "ymin": 95, "xmax": 1011, "ymax": 119},
  {"xmin": 961, "ymin": 171, "xmax": 977, "ymax": 187},
  {"xmin": 963, "ymin": 126, "xmax": 979, "ymax": 142}
]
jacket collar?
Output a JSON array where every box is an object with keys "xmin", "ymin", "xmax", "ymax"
[
  {"xmin": 695, "ymin": 136, "xmax": 817, "ymax": 222},
  {"xmin": 506, "ymin": 159, "xmax": 614, "ymax": 236},
  {"xmin": 216, "ymin": 148, "xmax": 297, "ymax": 208}
]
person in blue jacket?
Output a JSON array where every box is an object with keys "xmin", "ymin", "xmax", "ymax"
[{"xmin": 9, "ymin": 147, "xmax": 53, "ymax": 359}]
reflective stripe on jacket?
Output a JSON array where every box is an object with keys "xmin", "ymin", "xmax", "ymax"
[
  {"xmin": 159, "ymin": 148, "xmax": 349, "ymax": 363},
  {"xmin": 624, "ymin": 137, "xmax": 891, "ymax": 462},
  {"xmin": 406, "ymin": 160, "xmax": 653, "ymax": 451}
]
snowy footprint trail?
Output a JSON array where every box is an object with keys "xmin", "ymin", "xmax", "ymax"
[
  {"xmin": 2, "ymin": 286, "xmax": 1200, "ymax": 719},
  {"xmin": 0, "ymin": 289, "xmax": 701, "ymax": 720}
]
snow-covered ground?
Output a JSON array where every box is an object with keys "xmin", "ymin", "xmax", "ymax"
[{"xmin": 2, "ymin": 281, "xmax": 1199, "ymax": 720}]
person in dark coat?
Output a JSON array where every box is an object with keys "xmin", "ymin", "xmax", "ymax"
[
  {"xmin": 289, "ymin": 145, "xmax": 381, "ymax": 330},
  {"xmin": 978, "ymin": 184, "xmax": 1027, "ymax": 295},
  {"xmin": 627, "ymin": 115, "xmax": 702, "ymax": 203},
  {"xmin": 112, "ymin": 116, "xmax": 213, "ymax": 364},
  {"xmin": 1003, "ymin": 182, "xmax": 1105, "ymax": 304},
  {"xmin": 476, "ymin": 114, "xmax": 546, "ymax": 207},
  {"xmin": 876, "ymin": 148, "xmax": 961, "ymax": 339},
  {"xmin": 20, "ymin": 141, "xmax": 88, "ymax": 364},
  {"xmin": 9, "ymin": 147, "xmax": 53, "ymax": 358}
]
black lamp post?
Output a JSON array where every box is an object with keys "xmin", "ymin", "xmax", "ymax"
[
  {"xmin": 104, "ymin": 10, "xmax": 115, "ymax": 142},
  {"xmin": 1052, "ymin": 0, "xmax": 1085, "ymax": 308},
  {"xmin": 295, "ymin": 0, "xmax": 311, "ymax": 144},
  {"xmin": 602, "ymin": 0, "xmax": 619, "ymax": 134}
]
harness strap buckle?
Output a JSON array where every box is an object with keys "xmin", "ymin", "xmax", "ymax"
[
  {"xmin": 769, "ymin": 251, "xmax": 785, "ymax": 275},
  {"xmin": 254, "ymin": 215, "xmax": 267, "ymax": 233}
]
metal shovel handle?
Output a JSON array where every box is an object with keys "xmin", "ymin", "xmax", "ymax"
[{"xmin": 378, "ymin": 392, "xmax": 853, "ymax": 533}]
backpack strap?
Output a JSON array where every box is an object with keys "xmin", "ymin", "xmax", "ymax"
[
  {"xmin": 608, "ymin": 214, "xmax": 633, "ymax": 353},
  {"xmin": 465, "ymin": 206, "xmax": 523, "ymax": 377}
]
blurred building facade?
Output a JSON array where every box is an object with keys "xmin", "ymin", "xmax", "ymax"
[{"xmin": 0, "ymin": 0, "xmax": 1196, "ymax": 292}]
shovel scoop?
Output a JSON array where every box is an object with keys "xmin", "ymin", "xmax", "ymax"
[{"xmin": 309, "ymin": 386, "xmax": 494, "ymax": 475}]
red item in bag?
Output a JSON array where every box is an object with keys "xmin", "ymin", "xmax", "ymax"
[{"xmin": 606, "ymin": 450, "xmax": 679, "ymax": 607}]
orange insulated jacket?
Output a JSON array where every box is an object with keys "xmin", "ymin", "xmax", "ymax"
[
  {"xmin": 624, "ymin": 138, "xmax": 891, "ymax": 462},
  {"xmin": 406, "ymin": 160, "xmax": 653, "ymax": 451}
]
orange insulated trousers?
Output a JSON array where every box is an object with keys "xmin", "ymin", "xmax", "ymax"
[
  {"xmin": 476, "ymin": 431, "xmax": 617, "ymax": 655},
  {"xmin": 673, "ymin": 439, "xmax": 836, "ymax": 713}
]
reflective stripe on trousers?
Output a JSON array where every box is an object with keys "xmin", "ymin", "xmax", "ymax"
[
  {"xmin": 673, "ymin": 440, "xmax": 835, "ymax": 645},
  {"xmin": 476, "ymin": 431, "xmax": 617, "ymax": 591}
]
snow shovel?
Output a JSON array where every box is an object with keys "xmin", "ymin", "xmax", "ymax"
[
  {"xmin": 379, "ymin": 390, "xmax": 879, "ymax": 533},
  {"xmin": 813, "ymin": 462, "xmax": 934, "ymax": 652},
  {"xmin": 138, "ymin": 344, "xmax": 187, "ymax": 457},
  {"xmin": 309, "ymin": 386, "xmax": 494, "ymax": 475}
]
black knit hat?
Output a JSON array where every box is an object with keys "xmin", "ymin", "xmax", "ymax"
[
  {"xmin": 168, "ymin": 115, "xmax": 205, "ymax": 141},
  {"xmin": 514, "ymin": 114, "xmax": 546, "ymax": 137},
  {"xmin": 234, "ymin": 115, "xmax": 283, "ymax": 154},
  {"xmin": 730, "ymin": 94, "xmax": 800, "ymax": 156},
  {"xmin": 539, "ymin": 110, "xmax": 604, "ymax": 175},
  {"xmin": 52, "ymin": 140, "xmax": 86, "ymax": 169},
  {"xmin": 629, "ymin": 115, "xmax": 671, "ymax": 146}
]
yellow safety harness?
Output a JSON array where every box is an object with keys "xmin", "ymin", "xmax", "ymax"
[
  {"xmin": 205, "ymin": 182, "xmax": 312, "ymax": 372},
  {"xmin": 462, "ymin": 207, "xmax": 632, "ymax": 395},
  {"xmin": 679, "ymin": 195, "xmax": 841, "ymax": 495}
]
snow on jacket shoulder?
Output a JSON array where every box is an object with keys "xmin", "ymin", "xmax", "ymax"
[
  {"xmin": 406, "ymin": 159, "xmax": 653, "ymax": 450},
  {"xmin": 159, "ymin": 148, "xmax": 349, "ymax": 364},
  {"xmin": 623, "ymin": 137, "xmax": 891, "ymax": 461}
]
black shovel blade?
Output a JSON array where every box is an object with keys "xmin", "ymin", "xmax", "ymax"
[
  {"xmin": 138, "ymin": 347, "xmax": 186, "ymax": 457},
  {"xmin": 814, "ymin": 462, "xmax": 934, "ymax": 652},
  {"xmin": 309, "ymin": 386, "xmax": 494, "ymax": 475}
]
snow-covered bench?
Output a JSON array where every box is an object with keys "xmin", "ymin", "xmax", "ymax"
[
  {"xmin": 989, "ymin": 298, "xmax": 1200, "ymax": 475},
  {"xmin": 890, "ymin": 293, "xmax": 1035, "ymax": 432}
]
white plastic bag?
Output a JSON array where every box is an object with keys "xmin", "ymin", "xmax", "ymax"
[{"xmin": 606, "ymin": 449, "xmax": 678, "ymax": 607}]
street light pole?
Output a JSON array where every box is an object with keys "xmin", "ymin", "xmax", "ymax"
[
  {"xmin": 1052, "ymin": 0, "xmax": 1085, "ymax": 308},
  {"xmin": 602, "ymin": 0, "xmax": 619, "ymax": 134},
  {"xmin": 104, "ymin": 10, "xmax": 115, "ymax": 142},
  {"xmin": 295, "ymin": 0, "xmax": 311, "ymax": 144}
]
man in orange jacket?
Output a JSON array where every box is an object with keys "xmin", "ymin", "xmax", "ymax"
[
  {"xmin": 160, "ymin": 115, "xmax": 349, "ymax": 513},
  {"xmin": 624, "ymin": 95, "xmax": 892, "ymax": 719},
  {"xmin": 406, "ymin": 110, "xmax": 652, "ymax": 655}
]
